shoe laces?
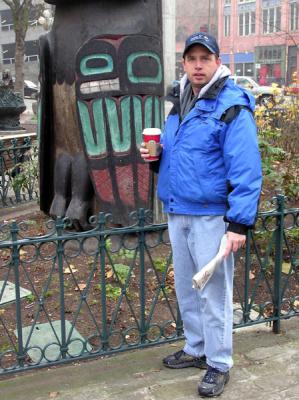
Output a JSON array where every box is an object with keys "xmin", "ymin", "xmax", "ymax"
[
  {"xmin": 204, "ymin": 367, "xmax": 221, "ymax": 383},
  {"xmin": 174, "ymin": 350, "xmax": 185, "ymax": 359}
]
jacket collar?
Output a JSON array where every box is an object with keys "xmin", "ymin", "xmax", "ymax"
[
  {"xmin": 166, "ymin": 76, "xmax": 229, "ymax": 106},
  {"xmin": 200, "ymin": 76, "xmax": 229, "ymax": 99}
]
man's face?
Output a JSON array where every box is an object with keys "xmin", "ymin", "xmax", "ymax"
[{"xmin": 182, "ymin": 44, "xmax": 221, "ymax": 91}]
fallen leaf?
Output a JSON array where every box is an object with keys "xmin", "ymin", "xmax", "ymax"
[
  {"xmin": 75, "ymin": 283, "xmax": 86, "ymax": 291},
  {"xmin": 134, "ymin": 372, "xmax": 145, "ymax": 378},
  {"xmin": 106, "ymin": 269, "xmax": 113, "ymax": 279},
  {"xmin": 249, "ymin": 271, "xmax": 255, "ymax": 280},
  {"xmin": 49, "ymin": 392, "xmax": 60, "ymax": 398},
  {"xmin": 64, "ymin": 265, "xmax": 78, "ymax": 274},
  {"xmin": 282, "ymin": 262, "xmax": 292, "ymax": 275}
]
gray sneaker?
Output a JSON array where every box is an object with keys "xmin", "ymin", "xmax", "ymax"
[
  {"xmin": 163, "ymin": 350, "xmax": 207, "ymax": 369},
  {"xmin": 198, "ymin": 366, "xmax": 230, "ymax": 397}
]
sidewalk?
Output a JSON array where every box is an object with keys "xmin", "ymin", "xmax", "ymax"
[{"xmin": 0, "ymin": 318, "xmax": 298, "ymax": 400}]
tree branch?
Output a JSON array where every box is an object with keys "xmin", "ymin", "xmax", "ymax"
[{"xmin": 2, "ymin": 0, "xmax": 14, "ymax": 8}]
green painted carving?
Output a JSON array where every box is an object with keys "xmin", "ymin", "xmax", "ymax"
[
  {"xmin": 144, "ymin": 96, "xmax": 153, "ymax": 128},
  {"xmin": 78, "ymin": 100, "xmax": 106, "ymax": 157},
  {"xmin": 37, "ymin": 101, "xmax": 42, "ymax": 140},
  {"xmin": 92, "ymin": 99, "xmax": 107, "ymax": 155},
  {"xmin": 106, "ymin": 98, "xmax": 131, "ymax": 153},
  {"xmin": 78, "ymin": 96, "xmax": 163, "ymax": 157},
  {"xmin": 80, "ymin": 54, "xmax": 113, "ymax": 76},
  {"xmin": 127, "ymin": 52, "xmax": 162, "ymax": 84},
  {"xmin": 154, "ymin": 97, "xmax": 161, "ymax": 128},
  {"xmin": 133, "ymin": 96, "xmax": 142, "ymax": 145}
]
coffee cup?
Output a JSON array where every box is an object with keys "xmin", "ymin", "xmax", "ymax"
[{"xmin": 142, "ymin": 128, "xmax": 161, "ymax": 161}]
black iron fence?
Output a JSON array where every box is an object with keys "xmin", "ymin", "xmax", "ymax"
[
  {"xmin": 0, "ymin": 196, "xmax": 298, "ymax": 376},
  {"xmin": 0, "ymin": 134, "xmax": 38, "ymax": 207}
]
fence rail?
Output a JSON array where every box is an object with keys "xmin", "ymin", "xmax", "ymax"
[{"xmin": 0, "ymin": 196, "xmax": 298, "ymax": 375}]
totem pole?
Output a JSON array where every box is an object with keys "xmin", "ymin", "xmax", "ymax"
[{"xmin": 39, "ymin": 0, "xmax": 164, "ymax": 229}]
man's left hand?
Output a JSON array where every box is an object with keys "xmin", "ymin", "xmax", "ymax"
[{"xmin": 223, "ymin": 232, "xmax": 246, "ymax": 258}]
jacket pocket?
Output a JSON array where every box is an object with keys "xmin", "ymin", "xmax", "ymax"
[{"xmin": 195, "ymin": 155, "xmax": 228, "ymax": 203}]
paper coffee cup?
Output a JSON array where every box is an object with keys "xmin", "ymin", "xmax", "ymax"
[{"xmin": 142, "ymin": 128, "xmax": 161, "ymax": 161}]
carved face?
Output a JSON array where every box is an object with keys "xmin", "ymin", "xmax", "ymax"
[{"xmin": 75, "ymin": 35, "xmax": 164, "ymax": 221}]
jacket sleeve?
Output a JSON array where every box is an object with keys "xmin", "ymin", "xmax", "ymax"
[{"xmin": 222, "ymin": 108, "xmax": 262, "ymax": 234}]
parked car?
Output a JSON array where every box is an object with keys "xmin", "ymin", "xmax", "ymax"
[
  {"xmin": 11, "ymin": 78, "xmax": 39, "ymax": 99},
  {"xmin": 24, "ymin": 80, "xmax": 39, "ymax": 99},
  {"xmin": 229, "ymin": 76, "xmax": 282, "ymax": 105},
  {"xmin": 284, "ymin": 82, "xmax": 299, "ymax": 95}
]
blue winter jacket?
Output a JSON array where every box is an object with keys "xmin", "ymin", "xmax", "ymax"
[{"xmin": 157, "ymin": 77, "xmax": 262, "ymax": 233}]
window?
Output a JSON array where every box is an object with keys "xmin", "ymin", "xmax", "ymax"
[
  {"xmin": 262, "ymin": 7, "xmax": 281, "ymax": 34},
  {"xmin": 235, "ymin": 63, "xmax": 254, "ymax": 77},
  {"xmin": 224, "ymin": 15, "xmax": 230, "ymax": 36},
  {"xmin": 290, "ymin": 2, "xmax": 298, "ymax": 31},
  {"xmin": 257, "ymin": 46, "xmax": 283, "ymax": 63},
  {"xmin": 2, "ymin": 43, "xmax": 15, "ymax": 64},
  {"xmin": 239, "ymin": 11, "xmax": 255, "ymax": 36},
  {"xmin": 24, "ymin": 40, "xmax": 39, "ymax": 63},
  {"xmin": 224, "ymin": 0, "xmax": 231, "ymax": 4},
  {"xmin": 1, "ymin": 9, "xmax": 13, "ymax": 31}
]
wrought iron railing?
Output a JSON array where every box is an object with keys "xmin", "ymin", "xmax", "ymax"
[
  {"xmin": 0, "ymin": 196, "xmax": 298, "ymax": 375},
  {"xmin": 0, "ymin": 134, "xmax": 38, "ymax": 207}
]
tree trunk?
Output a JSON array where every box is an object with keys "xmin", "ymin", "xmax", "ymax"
[
  {"xmin": 14, "ymin": 27, "xmax": 26, "ymax": 97},
  {"xmin": 3, "ymin": 0, "xmax": 33, "ymax": 97}
]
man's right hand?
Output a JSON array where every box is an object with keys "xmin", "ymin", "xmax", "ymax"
[{"xmin": 139, "ymin": 142, "xmax": 163, "ymax": 161}]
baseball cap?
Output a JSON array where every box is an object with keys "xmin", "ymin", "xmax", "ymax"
[{"xmin": 183, "ymin": 32, "xmax": 220, "ymax": 57}]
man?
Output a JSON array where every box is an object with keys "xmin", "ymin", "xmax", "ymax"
[{"xmin": 140, "ymin": 32, "xmax": 262, "ymax": 397}]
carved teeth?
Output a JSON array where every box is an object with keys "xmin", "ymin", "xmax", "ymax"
[{"xmin": 80, "ymin": 78, "xmax": 120, "ymax": 94}]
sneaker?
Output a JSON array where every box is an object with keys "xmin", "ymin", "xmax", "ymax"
[
  {"xmin": 198, "ymin": 366, "xmax": 230, "ymax": 397},
  {"xmin": 163, "ymin": 350, "xmax": 207, "ymax": 369}
]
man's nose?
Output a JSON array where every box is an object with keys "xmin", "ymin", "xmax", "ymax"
[{"xmin": 194, "ymin": 60, "xmax": 203, "ymax": 69}]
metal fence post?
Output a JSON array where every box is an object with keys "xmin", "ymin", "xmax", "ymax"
[
  {"xmin": 273, "ymin": 195, "xmax": 285, "ymax": 333},
  {"xmin": 244, "ymin": 230, "xmax": 252, "ymax": 323},
  {"xmin": 138, "ymin": 208, "xmax": 147, "ymax": 344},
  {"xmin": 11, "ymin": 221, "xmax": 25, "ymax": 367},
  {"xmin": 98, "ymin": 213, "xmax": 109, "ymax": 351},
  {"xmin": 56, "ymin": 217, "xmax": 68, "ymax": 358}
]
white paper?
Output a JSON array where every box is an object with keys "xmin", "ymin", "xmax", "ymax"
[{"xmin": 192, "ymin": 235, "xmax": 227, "ymax": 290}]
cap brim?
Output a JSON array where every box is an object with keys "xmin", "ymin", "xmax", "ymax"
[{"xmin": 183, "ymin": 42, "xmax": 217, "ymax": 57}]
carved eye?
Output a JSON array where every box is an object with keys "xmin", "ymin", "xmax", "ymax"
[
  {"xmin": 76, "ymin": 35, "xmax": 164, "ymax": 99},
  {"xmin": 76, "ymin": 40, "xmax": 120, "ymax": 96},
  {"xmin": 80, "ymin": 54, "xmax": 114, "ymax": 76},
  {"xmin": 127, "ymin": 52, "xmax": 162, "ymax": 84}
]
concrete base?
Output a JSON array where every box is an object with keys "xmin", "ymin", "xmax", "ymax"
[
  {"xmin": 0, "ymin": 130, "xmax": 34, "ymax": 140},
  {"xmin": 0, "ymin": 281, "xmax": 32, "ymax": 305},
  {"xmin": 1, "ymin": 318, "xmax": 299, "ymax": 400},
  {"xmin": 14, "ymin": 320, "xmax": 92, "ymax": 364}
]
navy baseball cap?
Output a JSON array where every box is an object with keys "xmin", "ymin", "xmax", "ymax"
[{"xmin": 183, "ymin": 32, "xmax": 220, "ymax": 57}]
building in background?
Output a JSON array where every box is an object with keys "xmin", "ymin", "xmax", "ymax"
[
  {"xmin": 0, "ymin": 0, "xmax": 45, "ymax": 83},
  {"xmin": 218, "ymin": 0, "xmax": 299, "ymax": 85},
  {"xmin": 175, "ymin": 0, "xmax": 218, "ymax": 79},
  {"xmin": 1, "ymin": 1, "xmax": 297, "ymax": 86}
]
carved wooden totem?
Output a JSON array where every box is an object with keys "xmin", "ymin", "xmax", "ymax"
[{"xmin": 39, "ymin": 0, "xmax": 164, "ymax": 229}]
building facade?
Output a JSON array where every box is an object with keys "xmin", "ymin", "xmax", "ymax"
[
  {"xmin": 0, "ymin": 0, "xmax": 46, "ymax": 83},
  {"xmin": 175, "ymin": 0, "xmax": 218, "ymax": 79},
  {"xmin": 218, "ymin": 0, "xmax": 299, "ymax": 85}
]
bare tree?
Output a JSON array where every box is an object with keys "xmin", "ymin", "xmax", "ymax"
[{"xmin": 3, "ymin": 0, "xmax": 43, "ymax": 96}]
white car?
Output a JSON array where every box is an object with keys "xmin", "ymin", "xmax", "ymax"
[
  {"xmin": 229, "ymin": 76, "xmax": 281, "ymax": 105},
  {"xmin": 24, "ymin": 80, "xmax": 39, "ymax": 99}
]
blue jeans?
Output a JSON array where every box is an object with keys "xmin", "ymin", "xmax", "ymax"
[{"xmin": 167, "ymin": 214, "xmax": 234, "ymax": 372}]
